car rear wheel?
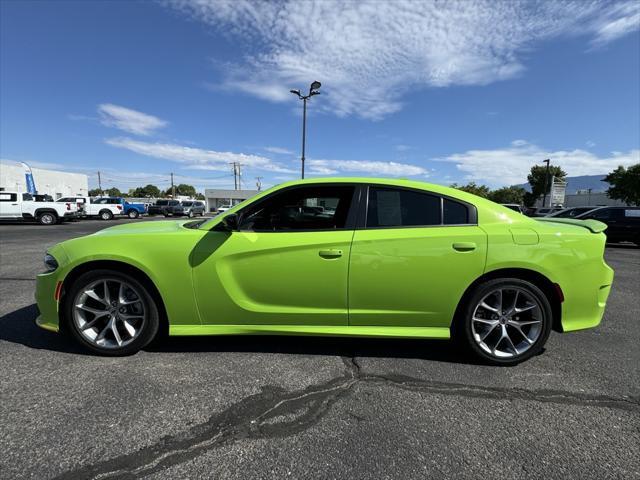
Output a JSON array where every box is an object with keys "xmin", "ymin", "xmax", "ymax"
[
  {"xmin": 456, "ymin": 278, "xmax": 552, "ymax": 365},
  {"xmin": 188, "ymin": 210, "xmax": 194, "ymax": 218},
  {"xmin": 100, "ymin": 210, "xmax": 114, "ymax": 221},
  {"xmin": 128, "ymin": 210, "xmax": 139, "ymax": 219},
  {"xmin": 37, "ymin": 212, "xmax": 57, "ymax": 225},
  {"xmin": 64, "ymin": 269, "xmax": 160, "ymax": 356}
]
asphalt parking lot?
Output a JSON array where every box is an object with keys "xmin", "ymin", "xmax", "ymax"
[{"xmin": 1, "ymin": 218, "xmax": 639, "ymax": 480}]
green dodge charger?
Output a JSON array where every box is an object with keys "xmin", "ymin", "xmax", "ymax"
[{"xmin": 36, "ymin": 178, "xmax": 614, "ymax": 365}]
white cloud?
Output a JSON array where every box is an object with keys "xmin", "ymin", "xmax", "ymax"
[
  {"xmin": 394, "ymin": 144, "xmax": 411, "ymax": 152},
  {"xmin": 437, "ymin": 140, "xmax": 640, "ymax": 187},
  {"xmin": 98, "ymin": 104, "xmax": 168, "ymax": 136},
  {"xmin": 264, "ymin": 146, "xmax": 295, "ymax": 155},
  {"xmin": 105, "ymin": 137, "xmax": 296, "ymax": 173},
  {"xmin": 308, "ymin": 159, "xmax": 428, "ymax": 177},
  {"xmin": 167, "ymin": 0, "xmax": 640, "ymax": 119},
  {"xmin": 589, "ymin": 2, "xmax": 640, "ymax": 48}
]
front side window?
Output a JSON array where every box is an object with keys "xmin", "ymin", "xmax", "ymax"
[
  {"xmin": 367, "ymin": 187, "xmax": 440, "ymax": 227},
  {"xmin": 239, "ymin": 185, "xmax": 355, "ymax": 231}
]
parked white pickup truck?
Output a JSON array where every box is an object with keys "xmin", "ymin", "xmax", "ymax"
[
  {"xmin": 56, "ymin": 196, "xmax": 123, "ymax": 220},
  {"xmin": 0, "ymin": 191, "xmax": 79, "ymax": 225}
]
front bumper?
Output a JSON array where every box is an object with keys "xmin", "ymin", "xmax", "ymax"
[{"xmin": 34, "ymin": 270, "xmax": 61, "ymax": 332}]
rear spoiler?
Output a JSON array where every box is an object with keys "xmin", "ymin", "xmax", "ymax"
[{"xmin": 535, "ymin": 217, "xmax": 607, "ymax": 233}]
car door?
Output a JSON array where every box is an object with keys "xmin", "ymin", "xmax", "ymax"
[
  {"xmin": 192, "ymin": 184, "xmax": 358, "ymax": 326},
  {"xmin": 348, "ymin": 185, "xmax": 487, "ymax": 328},
  {"xmin": 0, "ymin": 193, "xmax": 21, "ymax": 218}
]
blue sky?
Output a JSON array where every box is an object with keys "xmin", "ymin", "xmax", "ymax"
[{"xmin": 1, "ymin": 0, "xmax": 639, "ymax": 192}]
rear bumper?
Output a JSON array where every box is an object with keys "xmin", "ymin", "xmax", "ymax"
[{"xmin": 560, "ymin": 260, "xmax": 614, "ymax": 332}]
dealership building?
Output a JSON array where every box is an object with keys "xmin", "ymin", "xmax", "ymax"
[
  {"xmin": 204, "ymin": 188, "xmax": 259, "ymax": 212},
  {"xmin": 0, "ymin": 160, "xmax": 89, "ymax": 198}
]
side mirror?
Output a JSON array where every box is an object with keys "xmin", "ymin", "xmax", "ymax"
[{"xmin": 217, "ymin": 213, "xmax": 239, "ymax": 231}]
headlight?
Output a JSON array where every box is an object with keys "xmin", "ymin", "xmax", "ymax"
[{"xmin": 44, "ymin": 253, "xmax": 58, "ymax": 272}]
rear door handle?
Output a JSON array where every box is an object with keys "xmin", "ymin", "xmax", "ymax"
[
  {"xmin": 452, "ymin": 242, "xmax": 476, "ymax": 252},
  {"xmin": 319, "ymin": 249, "xmax": 343, "ymax": 258}
]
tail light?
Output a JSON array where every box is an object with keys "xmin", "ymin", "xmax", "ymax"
[
  {"xmin": 116, "ymin": 205, "xmax": 122, "ymax": 210},
  {"xmin": 66, "ymin": 203, "xmax": 71, "ymax": 210}
]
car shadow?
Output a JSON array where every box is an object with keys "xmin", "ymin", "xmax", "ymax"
[
  {"xmin": 606, "ymin": 242, "xmax": 639, "ymax": 249},
  {"xmin": 0, "ymin": 303, "xmax": 481, "ymax": 364},
  {"xmin": 0, "ymin": 304, "xmax": 84, "ymax": 354}
]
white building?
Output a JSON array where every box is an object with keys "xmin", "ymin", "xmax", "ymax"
[
  {"xmin": 0, "ymin": 161, "xmax": 88, "ymax": 198},
  {"xmin": 204, "ymin": 188, "xmax": 259, "ymax": 212}
]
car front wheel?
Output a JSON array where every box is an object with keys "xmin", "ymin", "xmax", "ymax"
[
  {"xmin": 64, "ymin": 269, "xmax": 160, "ymax": 356},
  {"xmin": 457, "ymin": 278, "xmax": 552, "ymax": 365}
]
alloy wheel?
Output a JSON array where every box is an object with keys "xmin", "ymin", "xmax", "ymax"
[
  {"xmin": 72, "ymin": 278, "xmax": 146, "ymax": 349},
  {"xmin": 471, "ymin": 287, "xmax": 544, "ymax": 359}
]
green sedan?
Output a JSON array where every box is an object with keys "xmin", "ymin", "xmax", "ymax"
[{"xmin": 35, "ymin": 178, "xmax": 614, "ymax": 365}]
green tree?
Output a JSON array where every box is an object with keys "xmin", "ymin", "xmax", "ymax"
[
  {"xmin": 527, "ymin": 164, "xmax": 567, "ymax": 204},
  {"xmin": 194, "ymin": 193, "xmax": 205, "ymax": 200},
  {"xmin": 604, "ymin": 164, "xmax": 640, "ymax": 206},
  {"xmin": 129, "ymin": 184, "xmax": 161, "ymax": 198},
  {"xmin": 175, "ymin": 183, "xmax": 197, "ymax": 197},
  {"xmin": 105, "ymin": 187, "xmax": 122, "ymax": 197},
  {"xmin": 488, "ymin": 186, "xmax": 526, "ymax": 204},
  {"xmin": 88, "ymin": 188, "xmax": 102, "ymax": 197},
  {"xmin": 450, "ymin": 182, "xmax": 491, "ymax": 198}
]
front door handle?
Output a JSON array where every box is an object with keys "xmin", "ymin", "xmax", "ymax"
[
  {"xmin": 319, "ymin": 249, "xmax": 343, "ymax": 258},
  {"xmin": 452, "ymin": 242, "xmax": 476, "ymax": 252}
]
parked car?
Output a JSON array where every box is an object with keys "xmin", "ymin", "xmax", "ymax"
[
  {"xmin": 576, "ymin": 206, "xmax": 640, "ymax": 245},
  {"xmin": 0, "ymin": 191, "xmax": 78, "ymax": 224},
  {"xmin": 36, "ymin": 178, "xmax": 614, "ymax": 365},
  {"xmin": 527, "ymin": 207, "xmax": 564, "ymax": 217},
  {"xmin": 547, "ymin": 206, "xmax": 599, "ymax": 218},
  {"xmin": 216, "ymin": 205, "xmax": 232, "ymax": 214},
  {"xmin": 148, "ymin": 199, "xmax": 184, "ymax": 217},
  {"xmin": 181, "ymin": 200, "xmax": 206, "ymax": 218},
  {"xmin": 57, "ymin": 196, "xmax": 122, "ymax": 220},
  {"xmin": 501, "ymin": 204, "xmax": 524, "ymax": 214},
  {"xmin": 118, "ymin": 198, "xmax": 147, "ymax": 219}
]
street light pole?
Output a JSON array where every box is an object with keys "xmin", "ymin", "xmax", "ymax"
[
  {"xmin": 291, "ymin": 81, "xmax": 321, "ymax": 179},
  {"xmin": 541, "ymin": 159, "xmax": 551, "ymax": 207}
]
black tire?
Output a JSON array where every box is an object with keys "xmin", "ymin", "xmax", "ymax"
[
  {"xmin": 128, "ymin": 210, "xmax": 139, "ymax": 219},
  {"xmin": 37, "ymin": 212, "xmax": 57, "ymax": 225},
  {"xmin": 188, "ymin": 210, "xmax": 194, "ymax": 218},
  {"xmin": 63, "ymin": 269, "xmax": 160, "ymax": 356},
  {"xmin": 100, "ymin": 209, "xmax": 114, "ymax": 221},
  {"xmin": 455, "ymin": 278, "xmax": 553, "ymax": 366}
]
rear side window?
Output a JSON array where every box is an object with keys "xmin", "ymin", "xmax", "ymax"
[
  {"xmin": 443, "ymin": 198, "xmax": 469, "ymax": 224},
  {"xmin": 367, "ymin": 187, "xmax": 441, "ymax": 227},
  {"xmin": 0, "ymin": 193, "xmax": 17, "ymax": 202}
]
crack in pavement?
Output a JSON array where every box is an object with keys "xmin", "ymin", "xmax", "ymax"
[{"xmin": 52, "ymin": 356, "xmax": 640, "ymax": 480}]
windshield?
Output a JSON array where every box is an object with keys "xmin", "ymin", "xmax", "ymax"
[{"xmin": 182, "ymin": 201, "xmax": 193, "ymax": 206}]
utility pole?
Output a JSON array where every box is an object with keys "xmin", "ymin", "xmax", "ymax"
[
  {"xmin": 255, "ymin": 176, "xmax": 263, "ymax": 191},
  {"xmin": 290, "ymin": 81, "xmax": 322, "ymax": 179},
  {"xmin": 541, "ymin": 159, "xmax": 551, "ymax": 208},
  {"xmin": 170, "ymin": 172, "xmax": 176, "ymax": 198},
  {"xmin": 97, "ymin": 171, "xmax": 102, "ymax": 195},
  {"xmin": 231, "ymin": 163, "xmax": 238, "ymax": 190}
]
